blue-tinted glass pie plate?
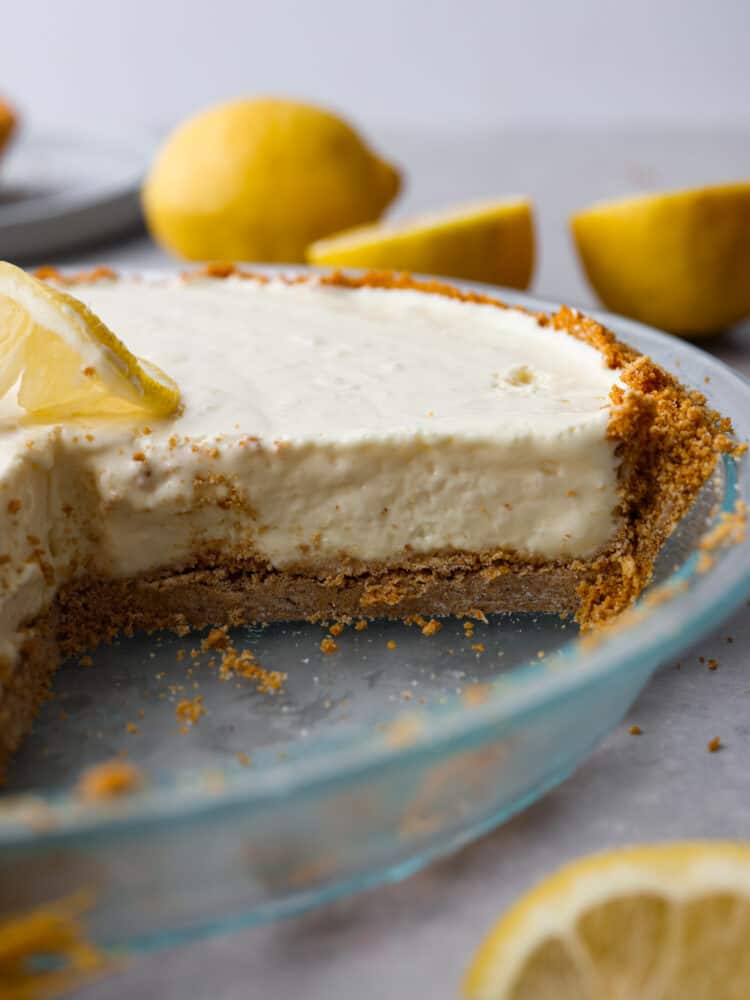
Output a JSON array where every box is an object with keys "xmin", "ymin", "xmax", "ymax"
[{"xmin": 0, "ymin": 274, "xmax": 748, "ymax": 953}]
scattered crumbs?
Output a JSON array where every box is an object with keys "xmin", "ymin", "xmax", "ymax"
[
  {"xmin": 236, "ymin": 751, "xmax": 252, "ymax": 767},
  {"xmin": 190, "ymin": 649, "xmax": 200, "ymax": 659},
  {"xmin": 125, "ymin": 722, "xmax": 139, "ymax": 735},
  {"xmin": 629, "ymin": 725, "xmax": 642, "ymax": 735},
  {"xmin": 320, "ymin": 637, "xmax": 339, "ymax": 655},
  {"xmin": 727, "ymin": 636, "xmax": 734, "ymax": 644},
  {"xmin": 566, "ymin": 489, "xmax": 578, "ymax": 497},
  {"xmin": 329, "ymin": 622, "xmax": 345, "ymax": 637},
  {"xmin": 7, "ymin": 498, "xmax": 20, "ymax": 514},
  {"xmin": 201, "ymin": 626, "xmax": 230, "ymax": 652},
  {"xmin": 176, "ymin": 695, "xmax": 205, "ymax": 731},
  {"xmin": 132, "ymin": 451, "xmax": 146, "ymax": 462},
  {"xmin": 471, "ymin": 643, "xmax": 485, "ymax": 652},
  {"xmin": 421, "ymin": 619, "xmax": 442, "ymax": 637},
  {"xmin": 699, "ymin": 656, "xmax": 705, "ymax": 664},
  {"xmin": 708, "ymin": 658, "xmax": 718, "ymax": 671},
  {"xmin": 218, "ymin": 646, "xmax": 286, "ymax": 692},
  {"xmin": 707, "ymin": 736, "xmax": 722, "ymax": 753},
  {"xmin": 58, "ymin": 709, "xmax": 69, "ymax": 721},
  {"xmin": 400, "ymin": 690, "xmax": 413, "ymax": 700},
  {"xmin": 537, "ymin": 650, "xmax": 545, "ymax": 659},
  {"xmin": 176, "ymin": 648, "xmax": 185, "ymax": 662},
  {"xmin": 387, "ymin": 640, "xmax": 396, "ymax": 650},
  {"xmin": 137, "ymin": 709, "xmax": 145, "ymax": 719},
  {"xmin": 704, "ymin": 375, "xmax": 711, "ymax": 384},
  {"xmin": 355, "ymin": 619, "xmax": 368, "ymax": 631},
  {"xmin": 79, "ymin": 655, "xmax": 93, "ymax": 667},
  {"xmin": 77, "ymin": 759, "xmax": 143, "ymax": 801},
  {"xmin": 467, "ymin": 608, "xmax": 488, "ymax": 623}
]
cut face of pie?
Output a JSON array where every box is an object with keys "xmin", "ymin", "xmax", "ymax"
[{"xmin": 0, "ymin": 267, "xmax": 734, "ymax": 774}]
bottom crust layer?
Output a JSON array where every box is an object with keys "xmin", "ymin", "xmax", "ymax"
[
  {"xmin": 0, "ymin": 558, "xmax": 590, "ymax": 778},
  {"xmin": 56, "ymin": 559, "xmax": 587, "ymax": 653}
]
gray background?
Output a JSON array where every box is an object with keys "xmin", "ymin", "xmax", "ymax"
[
  {"xmin": 5, "ymin": 0, "xmax": 749, "ymax": 133},
  {"xmin": 4, "ymin": 1, "xmax": 750, "ymax": 996}
]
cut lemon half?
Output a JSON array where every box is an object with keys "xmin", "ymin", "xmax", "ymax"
[
  {"xmin": 307, "ymin": 198, "xmax": 534, "ymax": 290},
  {"xmin": 0, "ymin": 262, "xmax": 180, "ymax": 420},
  {"xmin": 571, "ymin": 182, "xmax": 750, "ymax": 338},
  {"xmin": 465, "ymin": 842, "xmax": 750, "ymax": 999}
]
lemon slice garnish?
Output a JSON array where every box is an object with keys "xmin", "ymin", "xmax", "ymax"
[
  {"xmin": 570, "ymin": 182, "xmax": 750, "ymax": 338},
  {"xmin": 465, "ymin": 842, "xmax": 750, "ymax": 999},
  {"xmin": 306, "ymin": 197, "xmax": 534, "ymax": 290},
  {"xmin": 0, "ymin": 262, "xmax": 180, "ymax": 420}
]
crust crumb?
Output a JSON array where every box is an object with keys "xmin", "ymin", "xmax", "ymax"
[
  {"xmin": 421, "ymin": 618, "xmax": 442, "ymax": 636},
  {"xmin": 176, "ymin": 695, "xmax": 205, "ymax": 729},
  {"xmin": 77, "ymin": 759, "xmax": 143, "ymax": 800},
  {"xmin": 201, "ymin": 626, "xmax": 230, "ymax": 652}
]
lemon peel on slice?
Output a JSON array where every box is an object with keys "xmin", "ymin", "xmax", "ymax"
[
  {"xmin": 465, "ymin": 842, "xmax": 750, "ymax": 999},
  {"xmin": 571, "ymin": 182, "xmax": 750, "ymax": 338},
  {"xmin": 0, "ymin": 262, "xmax": 180, "ymax": 420},
  {"xmin": 307, "ymin": 197, "xmax": 534, "ymax": 290}
]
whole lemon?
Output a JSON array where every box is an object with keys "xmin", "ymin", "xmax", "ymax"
[{"xmin": 142, "ymin": 97, "xmax": 401, "ymax": 262}]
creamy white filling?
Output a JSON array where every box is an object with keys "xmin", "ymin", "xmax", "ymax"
[{"xmin": 0, "ymin": 276, "xmax": 624, "ymax": 660}]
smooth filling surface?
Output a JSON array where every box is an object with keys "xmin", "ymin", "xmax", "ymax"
[{"xmin": 0, "ymin": 276, "xmax": 623, "ymax": 662}]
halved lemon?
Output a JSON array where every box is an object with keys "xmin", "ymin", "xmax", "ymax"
[
  {"xmin": 465, "ymin": 842, "xmax": 750, "ymax": 999},
  {"xmin": 0, "ymin": 262, "xmax": 180, "ymax": 420},
  {"xmin": 307, "ymin": 198, "xmax": 535, "ymax": 289},
  {"xmin": 571, "ymin": 182, "xmax": 750, "ymax": 337}
]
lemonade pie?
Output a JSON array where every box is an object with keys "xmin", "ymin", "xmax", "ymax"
[{"xmin": 0, "ymin": 265, "xmax": 734, "ymax": 772}]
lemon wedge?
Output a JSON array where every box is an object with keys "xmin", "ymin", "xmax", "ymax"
[
  {"xmin": 465, "ymin": 842, "xmax": 750, "ymax": 999},
  {"xmin": 307, "ymin": 198, "xmax": 535, "ymax": 289},
  {"xmin": 571, "ymin": 182, "xmax": 750, "ymax": 337},
  {"xmin": 0, "ymin": 262, "xmax": 180, "ymax": 420}
]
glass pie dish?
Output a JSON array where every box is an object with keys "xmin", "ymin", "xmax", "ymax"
[{"xmin": 0, "ymin": 275, "xmax": 748, "ymax": 953}]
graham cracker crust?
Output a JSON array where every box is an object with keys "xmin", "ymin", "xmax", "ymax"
[
  {"xmin": 54, "ymin": 554, "xmax": 592, "ymax": 657},
  {"xmin": 0, "ymin": 266, "xmax": 738, "ymax": 778}
]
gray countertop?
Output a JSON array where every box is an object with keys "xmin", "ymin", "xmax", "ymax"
[{"xmin": 57, "ymin": 126, "xmax": 749, "ymax": 999}]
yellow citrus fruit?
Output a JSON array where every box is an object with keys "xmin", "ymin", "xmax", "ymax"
[
  {"xmin": 307, "ymin": 197, "xmax": 534, "ymax": 289},
  {"xmin": 0, "ymin": 98, "xmax": 16, "ymax": 160},
  {"xmin": 465, "ymin": 841, "xmax": 750, "ymax": 999},
  {"xmin": 0, "ymin": 262, "xmax": 180, "ymax": 419},
  {"xmin": 142, "ymin": 97, "xmax": 401, "ymax": 263},
  {"xmin": 571, "ymin": 182, "xmax": 750, "ymax": 338}
]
